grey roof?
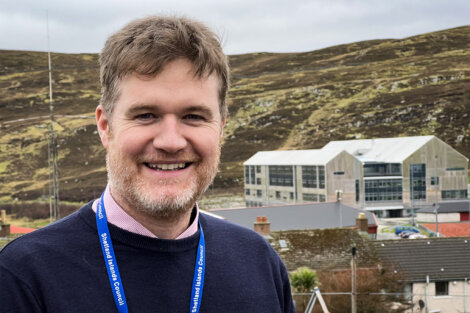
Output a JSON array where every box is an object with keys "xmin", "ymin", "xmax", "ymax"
[
  {"xmin": 243, "ymin": 149, "xmax": 343, "ymax": 166},
  {"xmin": 322, "ymin": 135, "xmax": 435, "ymax": 163},
  {"xmin": 211, "ymin": 202, "xmax": 377, "ymax": 231},
  {"xmin": 417, "ymin": 200, "xmax": 470, "ymax": 214},
  {"xmin": 374, "ymin": 237, "xmax": 470, "ymax": 282}
]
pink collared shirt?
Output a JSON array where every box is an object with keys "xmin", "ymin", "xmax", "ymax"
[{"xmin": 92, "ymin": 185, "xmax": 199, "ymax": 239}]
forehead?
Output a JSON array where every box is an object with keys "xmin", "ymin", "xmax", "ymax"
[{"xmin": 114, "ymin": 59, "xmax": 221, "ymax": 115}]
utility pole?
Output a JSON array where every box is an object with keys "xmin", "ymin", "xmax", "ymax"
[
  {"xmin": 46, "ymin": 11, "xmax": 60, "ymax": 222},
  {"xmin": 434, "ymin": 155, "xmax": 439, "ymax": 237},
  {"xmin": 336, "ymin": 190, "xmax": 343, "ymax": 227},
  {"xmin": 410, "ymin": 165, "xmax": 415, "ymax": 226},
  {"xmin": 351, "ymin": 246, "xmax": 357, "ymax": 313}
]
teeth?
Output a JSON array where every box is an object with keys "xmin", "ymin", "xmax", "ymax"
[{"xmin": 147, "ymin": 163, "xmax": 186, "ymax": 171}]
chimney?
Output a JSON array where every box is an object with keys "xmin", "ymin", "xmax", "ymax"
[
  {"xmin": 0, "ymin": 210, "xmax": 10, "ymax": 237},
  {"xmin": 356, "ymin": 213, "xmax": 368, "ymax": 233},
  {"xmin": 254, "ymin": 216, "xmax": 271, "ymax": 236}
]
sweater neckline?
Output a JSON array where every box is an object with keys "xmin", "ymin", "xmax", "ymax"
[{"xmin": 78, "ymin": 202, "xmax": 201, "ymax": 253}]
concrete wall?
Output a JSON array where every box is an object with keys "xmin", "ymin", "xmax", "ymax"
[
  {"xmin": 410, "ymin": 280, "xmax": 470, "ymax": 313},
  {"xmin": 416, "ymin": 212, "xmax": 461, "ymax": 223}
]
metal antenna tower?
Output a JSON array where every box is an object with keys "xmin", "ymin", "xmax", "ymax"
[{"xmin": 46, "ymin": 11, "xmax": 60, "ymax": 222}]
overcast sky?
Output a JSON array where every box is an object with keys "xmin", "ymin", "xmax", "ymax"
[{"xmin": 1, "ymin": 0, "xmax": 469, "ymax": 56}]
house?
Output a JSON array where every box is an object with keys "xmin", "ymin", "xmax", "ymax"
[
  {"xmin": 211, "ymin": 201, "xmax": 378, "ymax": 237},
  {"xmin": 244, "ymin": 135, "xmax": 469, "ymax": 218},
  {"xmin": 375, "ymin": 237, "xmax": 470, "ymax": 313}
]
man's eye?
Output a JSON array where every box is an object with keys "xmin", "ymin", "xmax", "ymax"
[
  {"xmin": 184, "ymin": 114, "xmax": 204, "ymax": 120},
  {"xmin": 136, "ymin": 113, "xmax": 154, "ymax": 120}
]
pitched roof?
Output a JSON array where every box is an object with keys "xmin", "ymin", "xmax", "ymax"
[
  {"xmin": 418, "ymin": 200, "xmax": 470, "ymax": 213},
  {"xmin": 374, "ymin": 237, "xmax": 470, "ymax": 282},
  {"xmin": 243, "ymin": 149, "xmax": 344, "ymax": 166},
  {"xmin": 322, "ymin": 136, "xmax": 435, "ymax": 163},
  {"xmin": 269, "ymin": 228, "xmax": 379, "ymax": 271},
  {"xmin": 421, "ymin": 223, "xmax": 470, "ymax": 237},
  {"xmin": 211, "ymin": 202, "xmax": 377, "ymax": 231}
]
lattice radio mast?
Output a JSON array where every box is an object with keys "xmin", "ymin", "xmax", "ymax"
[{"xmin": 46, "ymin": 11, "xmax": 60, "ymax": 222}]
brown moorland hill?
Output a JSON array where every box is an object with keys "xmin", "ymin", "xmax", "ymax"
[{"xmin": 0, "ymin": 26, "xmax": 469, "ymax": 202}]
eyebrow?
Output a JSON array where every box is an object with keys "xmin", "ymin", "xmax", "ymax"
[{"xmin": 125, "ymin": 103, "xmax": 216, "ymax": 119}]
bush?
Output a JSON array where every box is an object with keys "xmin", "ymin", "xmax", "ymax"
[{"xmin": 290, "ymin": 267, "xmax": 319, "ymax": 293}]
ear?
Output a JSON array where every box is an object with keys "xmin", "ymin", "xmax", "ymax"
[{"xmin": 96, "ymin": 105, "xmax": 110, "ymax": 149}]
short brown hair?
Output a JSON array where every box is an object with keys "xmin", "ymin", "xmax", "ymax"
[{"xmin": 99, "ymin": 16, "xmax": 229, "ymax": 119}]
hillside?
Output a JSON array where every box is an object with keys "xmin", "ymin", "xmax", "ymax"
[{"xmin": 0, "ymin": 26, "xmax": 469, "ymax": 202}]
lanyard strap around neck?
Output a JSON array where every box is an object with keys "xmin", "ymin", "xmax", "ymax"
[{"xmin": 96, "ymin": 194, "xmax": 206, "ymax": 313}]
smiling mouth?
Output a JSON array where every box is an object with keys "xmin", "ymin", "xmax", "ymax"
[{"xmin": 144, "ymin": 162, "xmax": 191, "ymax": 171}]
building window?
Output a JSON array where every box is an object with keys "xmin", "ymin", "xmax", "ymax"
[
  {"xmin": 256, "ymin": 166, "xmax": 261, "ymax": 173},
  {"xmin": 302, "ymin": 193, "xmax": 318, "ymax": 202},
  {"xmin": 355, "ymin": 180, "xmax": 360, "ymax": 203},
  {"xmin": 442, "ymin": 190, "xmax": 468, "ymax": 200},
  {"xmin": 245, "ymin": 189, "xmax": 250, "ymax": 195},
  {"xmin": 435, "ymin": 281, "xmax": 448, "ymax": 296},
  {"xmin": 244, "ymin": 166, "xmax": 249, "ymax": 184},
  {"xmin": 446, "ymin": 167, "xmax": 465, "ymax": 171},
  {"xmin": 275, "ymin": 191, "xmax": 281, "ymax": 199},
  {"xmin": 365, "ymin": 179, "xmax": 403, "ymax": 203},
  {"xmin": 250, "ymin": 166, "xmax": 256, "ymax": 185},
  {"xmin": 410, "ymin": 164, "xmax": 426, "ymax": 200},
  {"xmin": 290, "ymin": 192, "xmax": 294, "ymax": 200},
  {"xmin": 302, "ymin": 166, "xmax": 317, "ymax": 188},
  {"xmin": 430, "ymin": 176, "xmax": 439, "ymax": 186},
  {"xmin": 269, "ymin": 166, "xmax": 294, "ymax": 187},
  {"xmin": 333, "ymin": 171, "xmax": 345, "ymax": 175},
  {"xmin": 319, "ymin": 194, "xmax": 326, "ymax": 202},
  {"xmin": 364, "ymin": 163, "xmax": 402, "ymax": 177},
  {"xmin": 257, "ymin": 190, "xmax": 262, "ymax": 198},
  {"xmin": 256, "ymin": 178, "xmax": 261, "ymax": 185},
  {"xmin": 319, "ymin": 166, "xmax": 325, "ymax": 189}
]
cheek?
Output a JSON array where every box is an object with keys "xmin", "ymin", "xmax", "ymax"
[
  {"xmin": 192, "ymin": 132, "xmax": 222, "ymax": 158},
  {"xmin": 111, "ymin": 129, "xmax": 149, "ymax": 157}
]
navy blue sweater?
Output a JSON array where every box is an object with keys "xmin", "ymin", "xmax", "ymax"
[{"xmin": 0, "ymin": 202, "xmax": 295, "ymax": 313}]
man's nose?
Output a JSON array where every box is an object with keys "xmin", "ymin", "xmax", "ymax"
[{"xmin": 152, "ymin": 116, "xmax": 188, "ymax": 153}]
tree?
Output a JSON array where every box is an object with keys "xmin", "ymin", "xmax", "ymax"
[{"xmin": 290, "ymin": 267, "xmax": 319, "ymax": 293}]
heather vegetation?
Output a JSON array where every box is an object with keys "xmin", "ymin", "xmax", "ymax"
[{"xmin": 0, "ymin": 26, "xmax": 469, "ymax": 204}]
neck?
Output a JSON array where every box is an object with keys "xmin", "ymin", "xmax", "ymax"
[
  {"xmin": 121, "ymin": 206, "xmax": 194, "ymax": 239},
  {"xmin": 109, "ymin": 189, "xmax": 195, "ymax": 239}
]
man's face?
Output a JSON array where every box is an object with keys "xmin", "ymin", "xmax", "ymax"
[{"xmin": 96, "ymin": 58, "xmax": 225, "ymax": 219}]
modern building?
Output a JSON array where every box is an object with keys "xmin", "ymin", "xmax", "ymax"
[{"xmin": 244, "ymin": 136, "xmax": 469, "ymax": 217}]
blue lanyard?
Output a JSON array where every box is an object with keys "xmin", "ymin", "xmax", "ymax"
[{"xmin": 96, "ymin": 194, "xmax": 206, "ymax": 313}]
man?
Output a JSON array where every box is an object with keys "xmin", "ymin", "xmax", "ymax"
[{"xmin": 0, "ymin": 16, "xmax": 296, "ymax": 313}]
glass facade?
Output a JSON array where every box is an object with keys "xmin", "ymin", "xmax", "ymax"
[
  {"xmin": 364, "ymin": 163, "xmax": 401, "ymax": 177},
  {"xmin": 302, "ymin": 166, "xmax": 317, "ymax": 188},
  {"xmin": 302, "ymin": 193, "xmax": 318, "ymax": 202},
  {"xmin": 365, "ymin": 179, "xmax": 403, "ymax": 202},
  {"xmin": 410, "ymin": 164, "xmax": 426, "ymax": 200},
  {"xmin": 250, "ymin": 166, "xmax": 255, "ymax": 185},
  {"xmin": 319, "ymin": 166, "xmax": 325, "ymax": 189},
  {"xmin": 355, "ymin": 179, "xmax": 360, "ymax": 203},
  {"xmin": 269, "ymin": 165, "xmax": 294, "ymax": 187},
  {"xmin": 442, "ymin": 190, "xmax": 468, "ymax": 200}
]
